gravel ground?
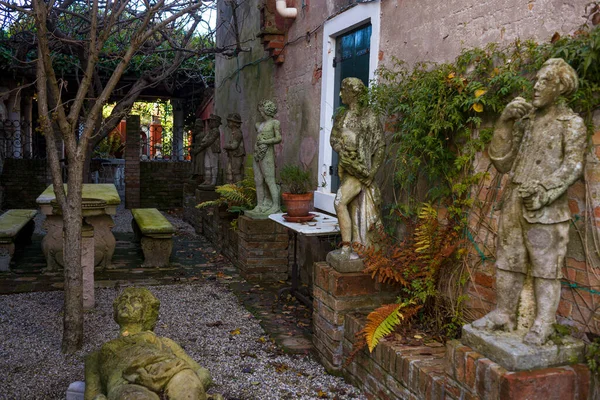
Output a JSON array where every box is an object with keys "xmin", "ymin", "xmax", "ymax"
[
  {"xmin": 0, "ymin": 284, "xmax": 364, "ymax": 400},
  {"xmin": 6, "ymin": 204, "xmax": 365, "ymax": 399}
]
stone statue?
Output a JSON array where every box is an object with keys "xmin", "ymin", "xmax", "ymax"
[
  {"xmin": 190, "ymin": 118, "xmax": 205, "ymax": 182},
  {"xmin": 245, "ymin": 100, "xmax": 282, "ymax": 218},
  {"xmin": 200, "ymin": 114, "xmax": 222, "ymax": 186},
  {"xmin": 85, "ymin": 287, "xmax": 222, "ymax": 400},
  {"xmin": 330, "ymin": 77, "xmax": 385, "ymax": 258},
  {"xmin": 223, "ymin": 113, "xmax": 246, "ymax": 183},
  {"xmin": 472, "ymin": 58, "xmax": 586, "ymax": 345}
]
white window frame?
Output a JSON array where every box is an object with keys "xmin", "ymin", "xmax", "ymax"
[{"xmin": 314, "ymin": 1, "xmax": 381, "ymax": 214}]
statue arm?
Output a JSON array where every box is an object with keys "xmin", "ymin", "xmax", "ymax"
[
  {"xmin": 161, "ymin": 337, "xmax": 212, "ymax": 389},
  {"xmin": 489, "ymin": 97, "xmax": 531, "ymax": 173},
  {"xmin": 84, "ymin": 351, "xmax": 106, "ymax": 400},
  {"xmin": 539, "ymin": 115, "xmax": 587, "ymax": 204},
  {"xmin": 258, "ymin": 121, "xmax": 282, "ymax": 145}
]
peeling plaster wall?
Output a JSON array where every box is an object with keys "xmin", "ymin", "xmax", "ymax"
[
  {"xmin": 215, "ymin": 1, "xmax": 275, "ymax": 168},
  {"xmin": 379, "ymin": 0, "xmax": 590, "ymax": 67}
]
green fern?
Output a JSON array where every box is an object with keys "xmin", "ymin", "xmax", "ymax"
[
  {"xmin": 196, "ymin": 166, "xmax": 257, "ymax": 211},
  {"xmin": 363, "ymin": 301, "xmax": 420, "ymax": 352}
]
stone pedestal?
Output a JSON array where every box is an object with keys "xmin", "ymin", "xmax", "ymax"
[
  {"xmin": 236, "ymin": 215, "xmax": 288, "ymax": 281},
  {"xmin": 312, "ymin": 258, "xmax": 396, "ymax": 373},
  {"xmin": 82, "ymin": 223, "xmax": 95, "ymax": 310},
  {"xmin": 446, "ymin": 340, "xmax": 591, "ymax": 400},
  {"xmin": 461, "ymin": 324, "xmax": 585, "ymax": 371}
]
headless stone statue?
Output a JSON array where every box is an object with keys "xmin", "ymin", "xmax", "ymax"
[
  {"xmin": 245, "ymin": 100, "xmax": 282, "ymax": 219},
  {"xmin": 472, "ymin": 58, "xmax": 586, "ymax": 346},
  {"xmin": 84, "ymin": 287, "xmax": 223, "ymax": 400},
  {"xmin": 224, "ymin": 113, "xmax": 246, "ymax": 183},
  {"xmin": 330, "ymin": 77, "xmax": 385, "ymax": 259}
]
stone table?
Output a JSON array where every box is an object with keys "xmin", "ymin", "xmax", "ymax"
[{"xmin": 36, "ymin": 184, "xmax": 120, "ymax": 271}]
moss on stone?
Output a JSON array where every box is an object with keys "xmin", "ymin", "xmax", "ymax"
[
  {"xmin": 131, "ymin": 208, "xmax": 175, "ymax": 234},
  {"xmin": 0, "ymin": 210, "xmax": 37, "ymax": 238},
  {"xmin": 37, "ymin": 184, "xmax": 121, "ymax": 205}
]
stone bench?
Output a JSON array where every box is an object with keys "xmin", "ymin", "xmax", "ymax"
[
  {"xmin": 0, "ymin": 209, "xmax": 37, "ymax": 272},
  {"xmin": 131, "ymin": 208, "xmax": 175, "ymax": 267}
]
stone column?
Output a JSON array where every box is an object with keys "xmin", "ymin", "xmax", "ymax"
[
  {"xmin": 125, "ymin": 115, "xmax": 141, "ymax": 208},
  {"xmin": 312, "ymin": 253, "xmax": 396, "ymax": 373},
  {"xmin": 21, "ymin": 95, "xmax": 32, "ymax": 159},
  {"xmin": 82, "ymin": 222, "xmax": 95, "ymax": 310},
  {"xmin": 172, "ymin": 99, "xmax": 184, "ymax": 161},
  {"xmin": 7, "ymin": 91, "xmax": 21, "ymax": 158}
]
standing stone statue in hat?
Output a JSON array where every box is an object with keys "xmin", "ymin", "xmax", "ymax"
[
  {"xmin": 200, "ymin": 114, "xmax": 222, "ymax": 186},
  {"xmin": 223, "ymin": 113, "xmax": 246, "ymax": 183},
  {"xmin": 190, "ymin": 118, "xmax": 205, "ymax": 182},
  {"xmin": 472, "ymin": 58, "xmax": 586, "ymax": 346}
]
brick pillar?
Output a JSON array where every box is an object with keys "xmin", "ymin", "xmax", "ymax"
[
  {"xmin": 312, "ymin": 257, "xmax": 396, "ymax": 373},
  {"xmin": 236, "ymin": 215, "xmax": 288, "ymax": 281},
  {"xmin": 125, "ymin": 115, "xmax": 140, "ymax": 208}
]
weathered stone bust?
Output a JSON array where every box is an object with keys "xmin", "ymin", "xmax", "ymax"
[
  {"xmin": 330, "ymin": 77, "xmax": 385, "ymax": 258},
  {"xmin": 245, "ymin": 100, "xmax": 282, "ymax": 219},
  {"xmin": 472, "ymin": 58, "xmax": 586, "ymax": 346},
  {"xmin": 224, "ymin": 113, "xmax": 246, "ymax": 183},
  {"xmin": 85, "ymin": 287, "xmax": 222, "ymax": 400}
]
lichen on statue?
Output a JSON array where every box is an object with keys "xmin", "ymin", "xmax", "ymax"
[
  {"xmin": 84, "ymin": 287, "xmax": 223, "ymax": 400},
  {"xmin": 245, "ymin": 100, "xmax": 282, "ymax": 219},
  {"xmin": 471, "ymin": 58, "xmax": 586, "ymax": 346},
  {"xmin": 330, "ymin": 77, "xmax": 385, "ymax": 259}
]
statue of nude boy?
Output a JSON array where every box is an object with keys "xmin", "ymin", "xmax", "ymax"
[
  {"xmin": 85, "ymin": 287, "xmax": 223, "ymax": 400},
  {"xmin": 472, "ymin": 58, "xmax": 586, "ymax": 345},
  {"xmin": 246, "ymin": 100, "xmax": 282, "ymax": 217}
]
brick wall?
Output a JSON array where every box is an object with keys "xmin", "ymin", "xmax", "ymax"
[
  {"xmin": 139, "ymin": 161, "xmax": 190, "ymax": 209},
  {"xmin": 1, "ymin": 159, "xmax": 50, "ymax": 209},
  {"xmin": 343, "ymin": 314, "xmax": 592, "ymax": 400},
  {"xmin": 125, "ymin": 115, "xmax": 140, "ymax": 208}
]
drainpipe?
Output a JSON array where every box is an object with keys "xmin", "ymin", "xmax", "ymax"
[{"xmin": 276, "ymin": 0, "xmax": 297, "ymax": 18}]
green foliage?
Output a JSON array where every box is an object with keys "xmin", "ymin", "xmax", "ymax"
[
  {"xmin": 197, "ymin": 167, "xmax": 257, "ymax": 215},
  {"xmin": 280, "ymin": 164, "xmax": 312, "ymax": 194},
  {"xmin": 369, "ymin": 22, "xmax": 600, "ymax": 217}
]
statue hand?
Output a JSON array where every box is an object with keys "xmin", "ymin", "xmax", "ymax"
[
  {"xmin": 518, "ymin": 183, "xmax": 548, "ymax": 211},
  {"xmin": 500, "ymin": 97, "xmax": 533, "ymax": 122}
]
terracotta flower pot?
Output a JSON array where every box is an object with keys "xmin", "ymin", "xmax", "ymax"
[{"xmin": 282, "ymin": 192, "xmax": 314, "ymax": 217}]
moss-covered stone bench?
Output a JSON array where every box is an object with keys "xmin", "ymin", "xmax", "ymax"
[
  {"xmin": 131, "ymin": 208, "xmax": 175, "ymax": 267},
  {"xmin": 0, "ymin": 209, "xmax": 37, "ymax": 272}
]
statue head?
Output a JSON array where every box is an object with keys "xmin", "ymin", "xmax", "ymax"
[
  {"xmin": 227, "ymin": 113, "xmax": 242, "ymax": 128},
  {"xmin": 258, "ymin": 100, "xmax": 277, "ymax": 118},
  {"xmin": 340, "ymin": 77, "xmax": 366, "ymax": 107},
  {"xmin": 113, "ymin": 287, "xmax": 160, "ymax": 332},
  {"xmin": 533, "ymin": 58, "xmax": 578, "ymax": 109},
  {"xmin": 208, "ymin": 114, "xmax": 222, "ymax": 128}
]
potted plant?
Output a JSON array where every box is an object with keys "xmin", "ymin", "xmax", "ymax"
[{"xmin": 280, "ymin": 164, "xmax": 313, "ymax": 218}]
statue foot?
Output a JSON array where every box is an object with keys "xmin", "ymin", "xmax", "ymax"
[
  {"xmin": 338, "ymin": 246, "xmax": 352, "ymax": 260},
  {"xmin": 523, "ymin": 321, "xmax": 554, "ymax": 346},
  {"xmin": 472, "ymin": 309, "xmax": 516, "ymax": 331},
  {"xmin": 263, "ymin": 205, "xmax": 281, "ymax": 215}
]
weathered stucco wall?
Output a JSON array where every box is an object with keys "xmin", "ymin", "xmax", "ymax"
[{"xmin": 379, "ymin": 0, "xmax": 591, "ymax": 67}]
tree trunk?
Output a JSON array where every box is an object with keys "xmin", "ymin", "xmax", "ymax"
[{"xmin": 60, "ymin": 159, "xmax": 84, "ymax": 353}]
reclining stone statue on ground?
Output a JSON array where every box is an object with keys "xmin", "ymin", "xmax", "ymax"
[
  {"xmin": 85, "ymin": 287, "xmax": 223, "ymax": 400},
  {"xmin": 472, "ymin": 58, "xmax": 586, "ymax": 346}
]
